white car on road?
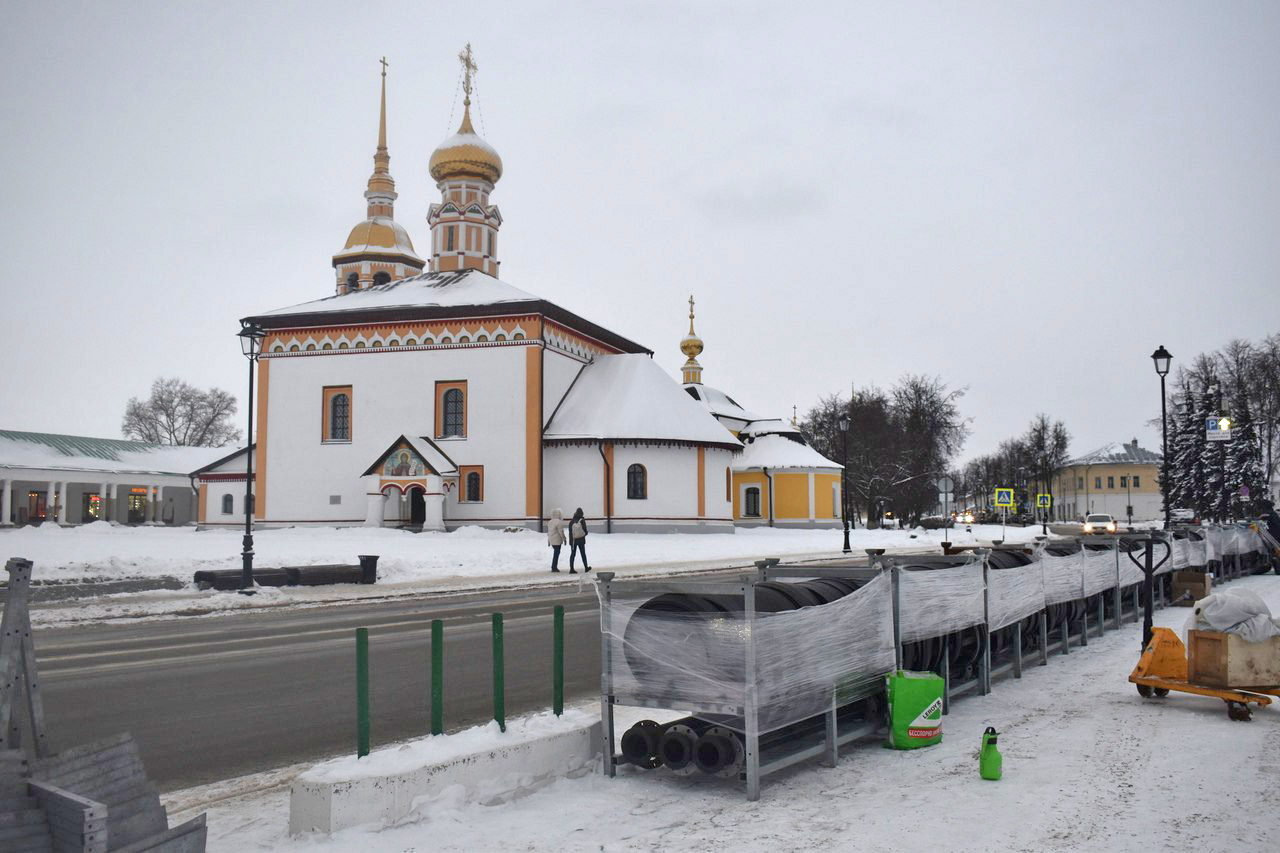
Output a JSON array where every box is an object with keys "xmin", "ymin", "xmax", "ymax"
[{"xmin": 1082, "ymin": 513, "xmax": 1117, "ymax": 534}]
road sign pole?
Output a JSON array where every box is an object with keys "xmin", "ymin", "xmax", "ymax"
[{"xmin": 492, "ymin": 612, "xmax": 505, "ymax": 732}]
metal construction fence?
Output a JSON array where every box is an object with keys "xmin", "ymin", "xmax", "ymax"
[{"xmin": 597, "ymin": 522, "xmax": 1276, "ymax": 800}]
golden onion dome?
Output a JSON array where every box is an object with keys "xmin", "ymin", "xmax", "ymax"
[
  {"xmin": 680, "ymin": 294, "xmax": 704, "ymax": 358},
  {"xmin": 334, "ymin": 216, "xmax": 422, "ymax": 261},
  {"xmin": 429, "ymin": 106, "xmax": 502, "ymax": 184},
  {"xmin": 680, "ymin": 332, "xmax": 704, "ymax": 359}
]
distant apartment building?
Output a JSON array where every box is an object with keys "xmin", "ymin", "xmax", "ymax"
[{"xmin": 1050, "ymin": 439, "xmax": 1162, "ymax": 522}]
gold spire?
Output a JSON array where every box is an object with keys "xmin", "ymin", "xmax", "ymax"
[
  {"xmin": 365, "ymin": 56, "xmax": 396, "ymax": 217},
  {"xmin": 680, "ymin": 294, "xmax": 704, "ymax": 384}
]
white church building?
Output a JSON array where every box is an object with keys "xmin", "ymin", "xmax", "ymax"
[{"xmin": 224, "ymin": 53, "xmax": 746, "ymax": 534}]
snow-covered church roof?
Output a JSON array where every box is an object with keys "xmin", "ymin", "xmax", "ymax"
[
  {"xmin": 683, "ymin": 383, "xmax": 761, "ymax": 426},
  {"xmin": 246, "ymin": 269, "xmax": 651, "ymax": 355},
  {"xmin": 737, "ymin": 433, "xmax": 840, "ymax": 471},
  {"xmin": 545, "ymin": 355, "xmax": 742, "ymax": 450}
]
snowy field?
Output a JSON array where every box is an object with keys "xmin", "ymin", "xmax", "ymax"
[
  {"xmin": 3, "ymin": 520, "xmax": 1043, "ymax": 588},
  {"xmin": 164, "ymin": 574, "xmax": 1280, "ymax": 852}
]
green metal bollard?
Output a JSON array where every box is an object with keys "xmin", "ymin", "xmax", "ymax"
[
  {"xmin": 356, "ymin": 627, "xmax": 370, "ymax": 758},
  {"xmin": 430, "ymin": 619, "xmax": 444, "ymax": 736},
  {"xmin": 553, "ymin": 605, "xmax": 564, "ymax": 716},
  {"xmin": 492, "ymin": 612, "xmax": 505, "ymax": 732}
]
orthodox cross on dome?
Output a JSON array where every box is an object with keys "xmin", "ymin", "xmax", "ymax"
[
  {"xmin": 792, "ymin": 405, "xmax": 797, "ymax": 426},
  {"xmin": 680, "ymin": 293, "xmax": 704, "ymax": 385},
  {"xmin": 459, "ymin": 43, "xmax": 477, "ymax": 107},
  {"xmin": 380, "ymin": 55, "xmax": 389, "ymax": 76}
]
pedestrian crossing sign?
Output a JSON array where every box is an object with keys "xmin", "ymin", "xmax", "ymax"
[
  {"xmin": 1037, "ymin": 493, "xmax": 1051, "ymax": 508},
  {"xmin": 994, "ymin": 488, "xmax": 1014, "ymax": 508}
]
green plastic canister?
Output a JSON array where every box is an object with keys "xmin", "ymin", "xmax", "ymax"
[{"xmin": 887, "ymin": 670, "xmax": 943, "ymax": 749}]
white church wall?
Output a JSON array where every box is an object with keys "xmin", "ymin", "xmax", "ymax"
[
  {"xmin": 262, "ymin": 344, "xmax": 532, "ymax": 527},
  {"xmin": 544, "ymin": 444, "xmax": 606, "ymax": 521},
  {"xmin": 613, "ymin": 444, "xmax": 696, "ymax": 524},
  {"xmin": 705, "ymin": 447, "xmax": 737, "ymax": 523}
]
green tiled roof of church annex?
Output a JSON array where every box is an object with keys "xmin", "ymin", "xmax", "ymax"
[{"xmin": 0, "ymin": 429, "xmax": 158, "ymax": 461}]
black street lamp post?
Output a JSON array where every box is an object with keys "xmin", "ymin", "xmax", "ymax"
[
  {"xmin": 1151, "ymin": 345, "xmax": 1172, "ymax": 530},
  {"xmin": 838, "ymin": 413, "xmax": 851, "ymax": 553},
  {"xmin": 239, "ymin": 321, "xmax": 265, "ymax": 594}
]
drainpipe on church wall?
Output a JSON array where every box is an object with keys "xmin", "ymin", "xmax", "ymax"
[
  {"xmin": 598, "ymin": 440, "xmax": 613, "ymax": 533},
  {"xmin": 763, "ymin": 467, "xmax": 775, "ymax": 527}
]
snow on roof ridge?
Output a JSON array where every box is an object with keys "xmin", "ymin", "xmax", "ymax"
[
  {"xmin": 255, "ymin": 269, "xmax": 542, "ymax": 318},
  {"xmin": 545, "ymin": 355, "xmax": 742, "ymax": 448},
  {"xmin": 737, "ymin": 432, "xmax": 839, "ymax": 470}
]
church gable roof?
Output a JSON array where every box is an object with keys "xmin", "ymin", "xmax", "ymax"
[
  {"xmin": 544, "ymin": 355, "xmax": 742, "ymax": 450},
  {"xmin": 245, "ymin": 269, "xmax": 651, "ymax": 355},
  {"xmin": 362, "ymin": 435, "xmax": 458, "ymax": 477}
]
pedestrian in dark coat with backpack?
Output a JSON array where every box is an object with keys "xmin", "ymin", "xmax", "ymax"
[{"xmin": 569, "ymin": 507, "xmax": 591, "ymax": 573}]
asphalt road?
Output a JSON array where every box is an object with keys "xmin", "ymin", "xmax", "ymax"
[{"xmin": 32, "ymin": 583, "xmax": 605, "ymax": 791}]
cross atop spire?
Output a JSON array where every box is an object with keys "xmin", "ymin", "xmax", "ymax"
[
  {"xmin": 376, "ymin": 57, "xmax": 389, "ymax": 152},
  {"xmin": 688, "ymin": 294, "xmax": 696, "ymax": 335},
  {"xmin": 459, "ymin": 43, "xmax": 477, "ymax": 107}
]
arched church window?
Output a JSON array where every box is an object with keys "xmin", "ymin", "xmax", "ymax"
[
  {"xmin": 330, "ymin": 393, "xmax": 350, "ymax": 441},
  {"xmin": 627, "ymin": 464, "xmax": 647, "ymax": 500},
  {"xmin": 466, "ymin": 472, "xmax": 481, "ymax": 502},
  {"xmin": 372, "ymin": 272, "xmax": 391, "ymax": 287},
  {"xmin": 446, "ymin": 226, "xmax": 456, "ymax": 252},
  {"xmin": 221, "ymin": 494, "xmax": 234, "ymax": 515},
  {"xmin": 346, "ymin": 273, "xmax": 358, "ymax": 292},
  {"xmin": 442, "ymin": 389, "xmax": 464, "ymax": 437},
  {"xmin": 744, "ymin": 487, "xmax": 761, "ymax": 518}
]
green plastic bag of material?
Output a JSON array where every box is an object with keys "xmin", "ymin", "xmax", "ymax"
[{"xmin": 887, "ymin": 669, "xmax": 943, "ymax": 750}]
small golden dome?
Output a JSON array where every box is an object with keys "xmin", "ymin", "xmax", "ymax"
[
  {"xmin": 429, "ymin": 106, "xmax": 502, "ymax": 184},
  {"xmin": 680, "ymin": 333, "xmax": 703, "ymax": 359},
  {"xmin": 335, "ymin": 216, "xmax": 421, "ymax": 261}
]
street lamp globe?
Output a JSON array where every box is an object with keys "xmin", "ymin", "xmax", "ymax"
[
  {"xmin": 1150, "ymin": 345, "xmax": 1172, "ymax": 377},
  {"xmin": 838, "ymin": 414, "xmax": 849, "ymax": 434}
]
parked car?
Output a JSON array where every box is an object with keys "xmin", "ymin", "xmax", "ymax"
[
  {"xmin": 1170, "ymin": 508, "xmax": 1198, "ymax": 524},
  {"xmin": 1082, "ymin": 513, "xmax": 1117, "ymax": 534}
]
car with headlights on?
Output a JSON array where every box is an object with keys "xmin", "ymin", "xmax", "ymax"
[{"xmin": 1082, "ymin": 513, "xmax": 1117, "ymax": 534}]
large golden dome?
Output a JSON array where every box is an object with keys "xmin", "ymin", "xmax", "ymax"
[{"xmin": 429, "ymin": 107, "xmax": 502, "ymax": 184}]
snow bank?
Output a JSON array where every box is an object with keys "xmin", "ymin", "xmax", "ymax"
[
  {"xmin": 4, "ymin": 523, "xmax": 1044, "ymax": 586},
  {"xmin": 289, "ymin": 709, "xmax": 599, "ymax": 835}
]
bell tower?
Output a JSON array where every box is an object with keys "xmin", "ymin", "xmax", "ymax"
[
  {"xmin": 332, "ymin": 59, "xmax": 424, "ymax": 294},
  {"xmin": 427, "ymin": 44, "xmax": 504, "ymax": 276}
]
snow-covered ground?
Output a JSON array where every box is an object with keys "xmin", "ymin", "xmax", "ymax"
[
  {"xmin": 7, "ymin": 521, "xmax": 1050, "ymax": 625},
  {"xmin": 163, "ymin": 574, "xmax": 1280, "ymax": 852}
]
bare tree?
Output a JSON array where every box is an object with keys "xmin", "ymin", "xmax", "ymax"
[{"xmin": 122, "ymin": 377, "xmax": 241, "ymax": 447}]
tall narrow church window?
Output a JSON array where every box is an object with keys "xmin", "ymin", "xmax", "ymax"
[
  {"xmin": 446, "ymin": 226, "xmax": 456, "ymax": 252},
  {"xmin": 330, "ymin": 394, "xmax": 350, "ymax": 440},
  {"xmin": 221, "ymin": 494, "xmax": 234, "ymax": 515},
  {"xmin": 487, "ymin": 232, "xmax": 494, "ymax": 256},
  {"xmin": 372, "ymin": 272, "xmax": 391, "ymax": 287},
  {"xmin": 627, "ymin": 464, "xmax": 647, "ymax": 500},
  {"xmin": 346, "ymin": 273, "xmax": 358, "ymax": 292},
  {"xmin": 459, "ymin": 466, "xmax": 484, "ymax": 502},
  {"xmin": 436, "ymin": 382, "xmax": 467, "ymax": 438},
  {"xmin": 744, "ymin": 487, "xmax": 761, "ymax": 518}
]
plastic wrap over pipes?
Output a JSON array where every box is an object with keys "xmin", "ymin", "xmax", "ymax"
[
  {"xmin": 897, "ymin": 560, "xmax": 986, "ymax": 643},
  {"xmin": 602, "ymin": 574, "xmax": 896, "ymax": 734},
  {"xmin": 1041, "ymin": 552, "xmax": 1085, "ymax": 605},
  {"xmin": 1082, "ymin": 546, "xmax": 1118, "ymax": 597},
  {"xmin": 1171, "ymin": 537, "xmax": 1191, "ymax": 570},
  {"xmin": 988, "ymin": 559, "xmax": 1046, "ymax": 631}
]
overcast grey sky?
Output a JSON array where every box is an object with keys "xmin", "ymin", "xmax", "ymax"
[{"xmin": 2, "ymin": 1, "xmax": 1277, "ymax": 461}]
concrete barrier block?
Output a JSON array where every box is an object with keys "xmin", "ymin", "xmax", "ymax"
[{"xmin": 289, "ymin": 710, "xmax": 600, "ymax": 836}]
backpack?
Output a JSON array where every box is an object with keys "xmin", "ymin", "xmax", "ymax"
[{"xmin": 573, "ymin": 519, "xmax": 587, "ymax": 539}]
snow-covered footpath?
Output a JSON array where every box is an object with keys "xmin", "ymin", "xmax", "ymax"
[
  {"xmin": 4, "ymin": 522, "xmax": 1048, "ymax": 625},
  {"xmin": 163, "ymin": 574, "xmax": 1280, "ymax": 852}
]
